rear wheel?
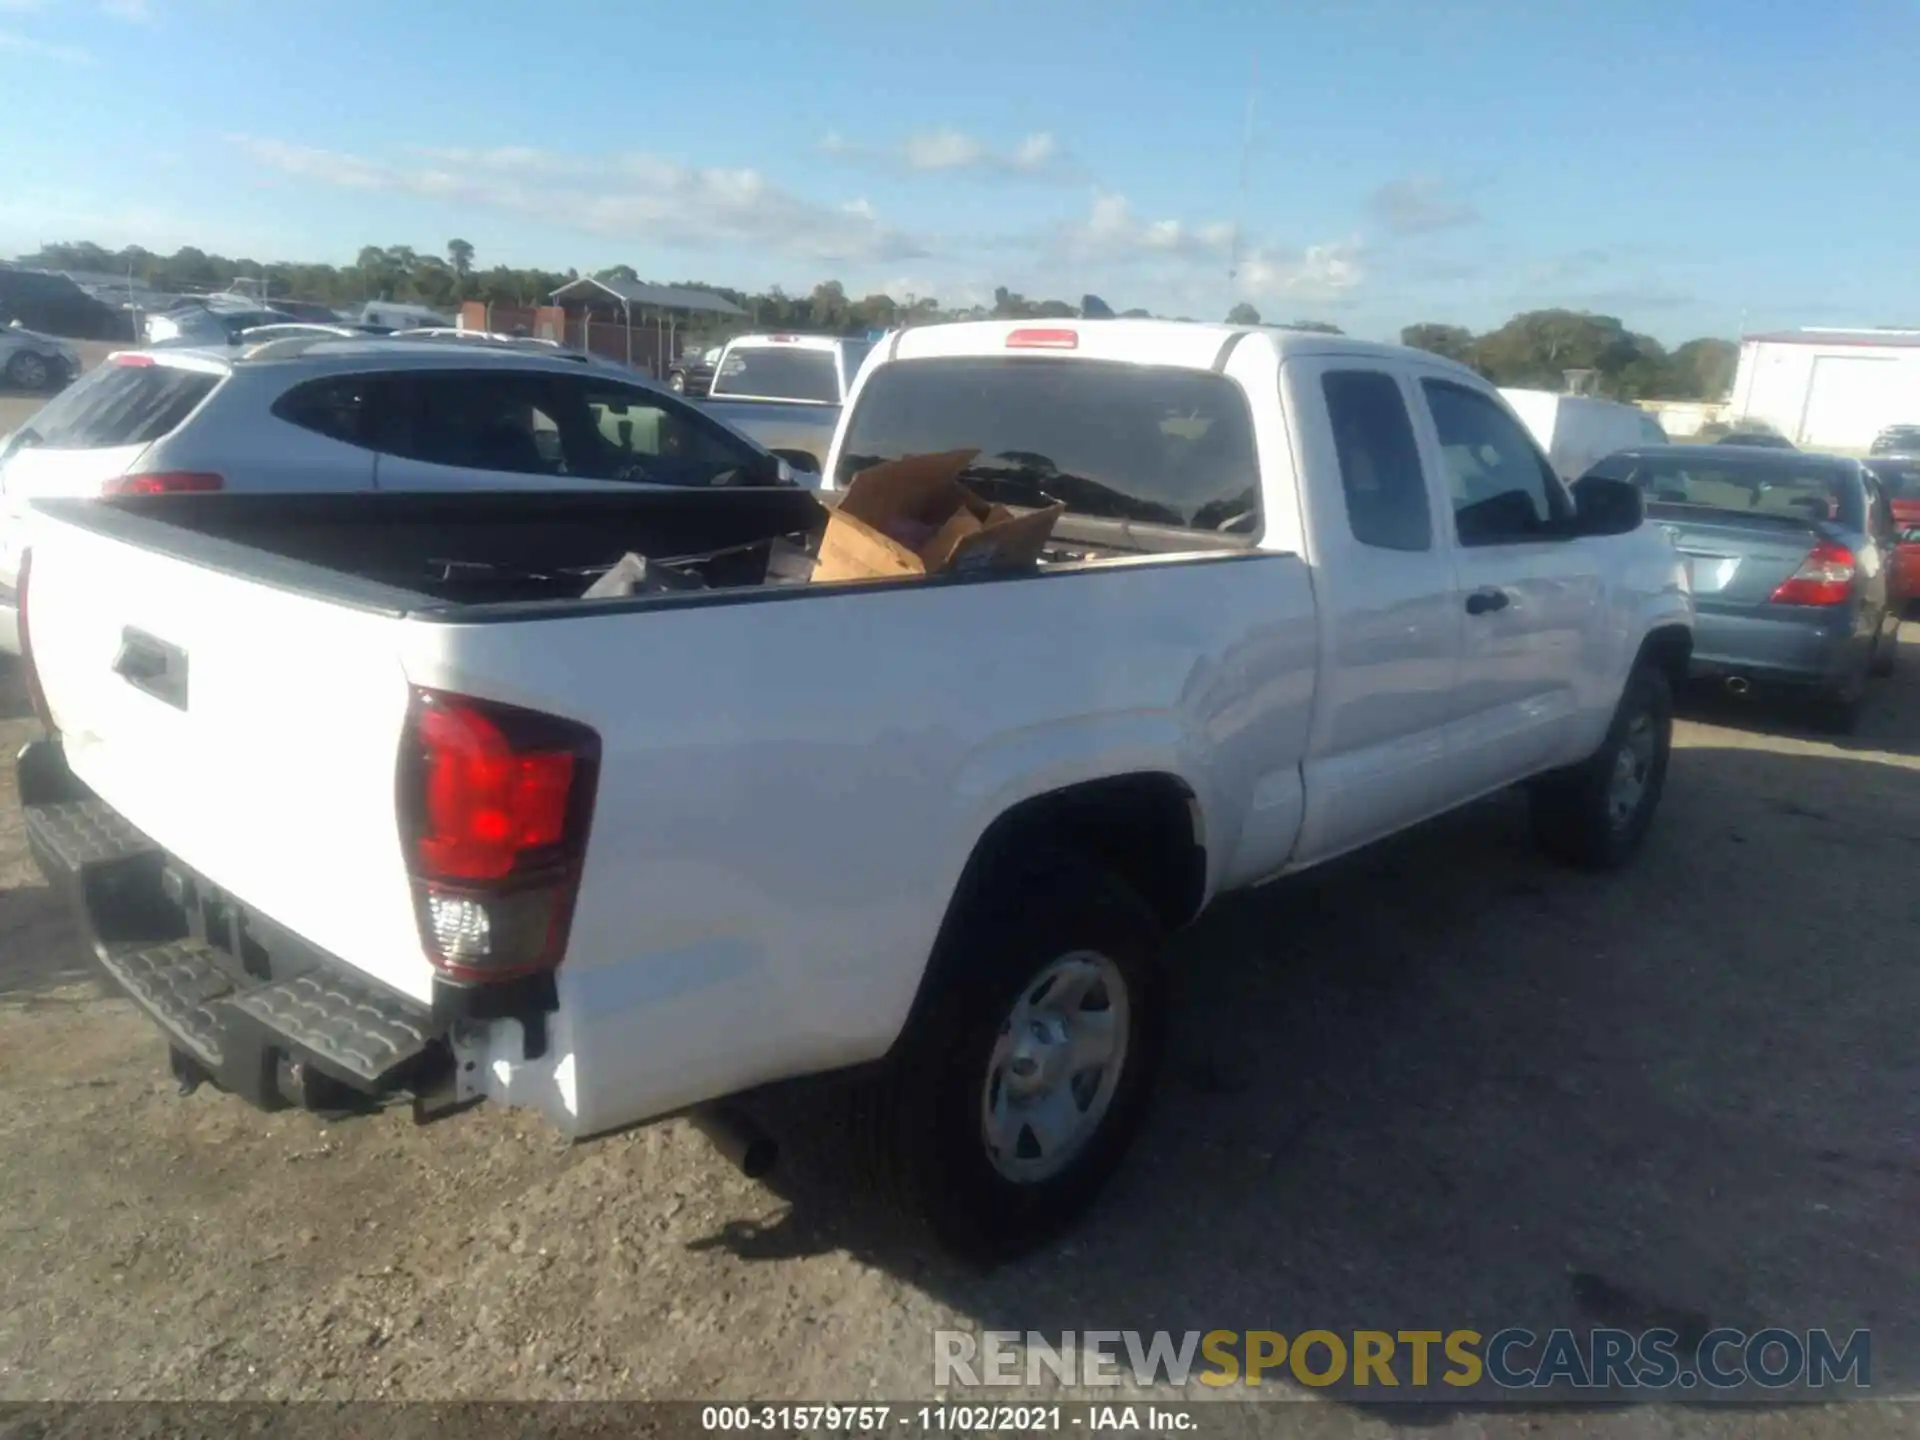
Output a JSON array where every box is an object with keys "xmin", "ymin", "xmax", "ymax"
[
  {"xmin": 668, "ymin": 371, "xmax": 687, "ymax": 393},
  {"xmin": 1530, "ymin": 662, "xmax": 1673, "ymax": 870},
  {"xmin": 850, "ymin": 849, "xmax": 1166, "ymax": 1261},
  {"xmin": 6, "ymin": 350, "xmax": 50, "ymax": 391}
]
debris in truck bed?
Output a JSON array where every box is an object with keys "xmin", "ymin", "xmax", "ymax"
[{"xmin": 581, "ymin": 553, "xmax": 708, "ymax": 599}]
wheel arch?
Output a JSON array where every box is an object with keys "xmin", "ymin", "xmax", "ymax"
[
  {"xmin": 888, "ymin": 772, "xmax": 1205, "ymax": 1055},
  {"xmin": 1633, "ymin": 622, "xmax": 1692, "ymax": 695}
]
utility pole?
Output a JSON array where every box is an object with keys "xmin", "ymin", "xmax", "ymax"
[{"xmin": 1226, "ymin": 49, "xmax": 1259, "ymax": 313}]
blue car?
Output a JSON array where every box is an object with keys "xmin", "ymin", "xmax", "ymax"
[{"xmin": 1582, "ymin": 444, "xmax": 1900, "ymax": 731}]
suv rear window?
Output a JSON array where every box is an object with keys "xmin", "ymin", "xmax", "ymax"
[
  {"xmin": 836, "ymin": 357, "xmax": 1261, "ymax": 534},
  {"xmin": 711, "ymin": 346, "xmax": 839, "ymax": 403},
  {"xmin": 20, "ymin": 361, "xmax": 219, "ymax": 449}
]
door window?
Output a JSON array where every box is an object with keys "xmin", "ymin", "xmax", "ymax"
[
  {"xmin": 1422, "ymin": 380, "xmax": 1573, "ymax": 545},
  {"xmin": 1322, "ymin": 370, "xmax": 1432, "ymax": 551},
  {"xmin": 377, "ymin": 371, "xmax": 564, "ymax": 476}
]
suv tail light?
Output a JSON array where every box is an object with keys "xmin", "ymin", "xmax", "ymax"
[
  {"xmin": 1769, "ymin": 541, "xmax": 1856, "ymax": 606},
  {"xmin": 15, "ymin": 549, "xmax": 54, "ymax": 731},
  {"xmin": 397, "ymin": 689, "xmax": 601, "ymax": 983},
  {"xmin": 104, "ymin": 472, "xmax": 224, "ymax": 495}
]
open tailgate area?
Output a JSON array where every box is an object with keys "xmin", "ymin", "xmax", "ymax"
[{"xmin": 21, "ymin": 506, "xmax": 438, "ymax": 1013}]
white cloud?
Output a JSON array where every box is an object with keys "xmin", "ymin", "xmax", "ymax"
[
  {"xmin": 1033, "ymin": 193, "xmax": 1364, "ymax": 308},
  {"xmin": 0, "ymin": 27, "xmax": 92, "ymax": 62},
  {"xmin": 824, "ymin": 127, "xmax": 1076, "ymax": 181},
  {"xmin": 232, "ymin": 136, "xmax": 929, "ymax": 266}
]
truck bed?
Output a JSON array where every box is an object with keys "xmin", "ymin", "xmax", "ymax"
[{"xmin": 35, "ymin": 489, "xmax": 1253, "ymax": 614}]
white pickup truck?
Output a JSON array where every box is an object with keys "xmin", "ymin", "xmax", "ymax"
[{"xmin": 14, "ymin": 320, "xmax": 1691, "ymax": 1259}]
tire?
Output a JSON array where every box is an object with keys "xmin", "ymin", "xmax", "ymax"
[
  {"xmin": 1530, "ymin": 662, "xmax": 1673, "ymax": 870},
  {"xmin": 6, "ymin": 350, "xmax": 50, "ymax": 392},
  {"xmin": 1810, "ymin": 678, "xmax": 1865, "ymax": 735},
  {"xmin": 668, "ymin": 372, "xmax": 687, "ymax": 393},
  {"xmin": 1870, "ymin": 614, "xmax": 1899, "ymax": 678},
  {"xmin": 849, "ymin": 849, "xmax": 1166, "ymax": 1262}
]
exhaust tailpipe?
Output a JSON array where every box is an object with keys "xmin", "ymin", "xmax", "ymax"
[
  {"xmin": 1725, "ymin": 676, "xmax": 1751, "ymax": 697},
  {"xmin": 691, "ymin": 1105, "xmax": 779, "ymax": 1178}
]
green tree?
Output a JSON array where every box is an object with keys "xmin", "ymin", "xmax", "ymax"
[
  {"xmin": 447, "ymin": 238, "xmax": 475, "ymax": 278},
  {"xmin": 1667, "ymin": 338, "xmax": 1738, "ymax": 401},
  {"xmin": 1286, "ymin": 319, "xmax": 1342, "ymax": 334},
  {"xmin": 811, "ymin": 279, "xmax": 850, "ymax": 331},
  {"xmin": 1119, "ymin": 307, "xmax": 1153, "ymax": 319},
  {"xmin": 1226, "ymin": 302, "xmax": 1261, "ymax": 325},
  {"xmin": 1400, "ymin": 323, "xmax": 1477, "ymax": 364},
  {"xmin": 595, "ymin": 264, "xmax": 640, "ymax": 283},
  {"xmin": 1080, "ymin": 294, "xmax": 1115, "ymax": 319}
]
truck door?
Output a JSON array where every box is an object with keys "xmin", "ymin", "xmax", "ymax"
[
  {"xmin": 1289, "ymin": 360, "xmax": 1465, "ymax": 863},
  {"xmin": 1412, "ymin": 373, "xmax": 1605, "ymax": 794}
]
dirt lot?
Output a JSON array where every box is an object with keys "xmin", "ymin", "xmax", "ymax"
[{"xmin": 3, "ymin": 633, "xmax": 1920, "ymax": 1432}]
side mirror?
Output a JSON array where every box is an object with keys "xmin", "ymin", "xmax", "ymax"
[
  {"xmin": 770, "ymin": 447, "xmax": 821, "ymax": 475},
  {"xmin": 1568, "ymin": 474, "xmax": 1643, "ymax": 537}
]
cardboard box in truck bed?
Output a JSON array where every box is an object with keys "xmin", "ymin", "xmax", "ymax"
[{"xmin": 812, "ymin": 450, "xmax": 1064, "ymax": 583}]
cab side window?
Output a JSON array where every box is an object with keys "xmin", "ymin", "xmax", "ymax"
[{"xmin": 1421, "ymin": 380, "xmax": 1572, "ymax": 545}]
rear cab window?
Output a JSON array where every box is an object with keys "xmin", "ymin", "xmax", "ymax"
[
  {"xmin": 9, "ymin": 358, "xmax": 220, "ymax": 451},
  {"xmin": 711, "ymin": 346, "xmax": 840, "ymax": 403},
  {"xmin": 835, "ymin": 356, "xmax": 1262, "ymax": 535}
]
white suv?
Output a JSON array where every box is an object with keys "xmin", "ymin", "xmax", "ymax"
[{"xmin": 0, "ymin": 335, "xmax": 801, "ymax": 653}]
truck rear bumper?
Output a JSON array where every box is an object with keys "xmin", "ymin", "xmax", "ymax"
[{"xmin": 17, "ymin": 737, "xmax": 464, "ymax": 1118}]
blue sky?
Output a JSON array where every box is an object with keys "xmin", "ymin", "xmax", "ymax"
[{"xmin": 2, "ymin": 0, "xmax": 1915, "ymax": 342}]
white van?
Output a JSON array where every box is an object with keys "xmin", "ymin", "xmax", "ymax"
[{"xmin": 1501, "ymin": 388, "xmax": 1668, "ymax": 481}]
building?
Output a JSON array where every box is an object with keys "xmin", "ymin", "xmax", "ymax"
[{"xmin": 1730, "ymin": 328, "xmax": 1920, "ymax": 450}]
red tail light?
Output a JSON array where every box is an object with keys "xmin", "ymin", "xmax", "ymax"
[
  {"xmin": 398, "ymin": 689, "xmax": 600, "ymax": 982},
  {"xmin": 1769, "ymin": 541, "xmax": 1856, "ymax": 606},
  {"xmin": 15, "ymin": 549, "xmax": 54, "ymax": 731},
  {"xmin": 104, "ymin": 472, "xmax": 224, "ymax": 495},
  {"xmin": 110, "ymin": 353, "xmax": 156, "ymax": 368},
  {"xmin": 1006, "ymin": 328, "xmax": 1079, "ymax": 350}
]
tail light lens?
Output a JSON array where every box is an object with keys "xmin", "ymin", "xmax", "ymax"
[
  {"xmin": 1769, "ymin": 542, "xmax": 1856, "ymax": 606},
  {"xmin": 1005, "ymin": 328, "xmax": 1079, "ymax": 350},
  {"xmin": 398, "ymin": 689, "xmax": 600, "ymax": 983},
  {"xmin": 15, "ymin": 549, "xmax": 54, "ymax": 731},
  {"xmin": 104, "ymin": 472, "xmax": 224, "ymax": 495}
]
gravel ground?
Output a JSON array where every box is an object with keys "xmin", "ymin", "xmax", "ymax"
[{"xmin": 3, "ymin": 618, "xmax": 1919, "ymax": 1435}]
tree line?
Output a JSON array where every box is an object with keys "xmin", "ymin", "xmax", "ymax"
[
  {"xmin": 1400, "ymin": 313, "xmax": 1737, "ymax": 403},
  {"xmin": 18, "ymin": 239, "xmax": 1737, "ymax": 401}
]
